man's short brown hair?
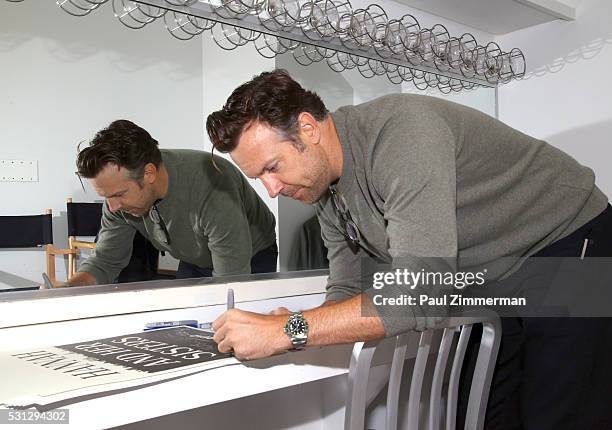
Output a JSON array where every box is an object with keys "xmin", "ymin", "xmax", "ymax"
[
  {"xmin": 206, "ymin": 69, "xmax": 328, "ymax": 153},
  {"xmin": 76, "ymin": 120, "xmax": 162, "ymax": 185}
]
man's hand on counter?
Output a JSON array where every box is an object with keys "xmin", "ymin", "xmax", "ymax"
[
  {"xmin": 269, "ymin": 307, "xmax": 291, "ymax": 315},
  {"xmin": 65, "ymin": 272, "xmax": 98, "ymax": 287},
  {"xmin": 40, "ymin": 272, "xmax": 98, "ymax": 289},
  {"xmin": 211, "ymin": 295, "xmax": 386, "ymax": 361},
  {"xmin": 40, "ymin": 281, "xmax": 65, "ymax": 289},
  {"xmin": 212, "ymin": 309, "xmax": 292, "ymax": 360}
]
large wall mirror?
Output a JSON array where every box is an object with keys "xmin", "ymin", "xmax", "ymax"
[{"xmin": 0, "ymin": 1, "xmax": 496, "ymax": 291}]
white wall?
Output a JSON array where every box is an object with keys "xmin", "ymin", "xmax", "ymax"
[
  {"xmin": 0, "ymin": 0, "xmax": 500, "ymax": 286},
  {"xmin": 0, "ymin": 1, "xmax": 204, "ymax": 285},
  {"xmin": 0, "ymin": 2, "xmax": 284, "ymax": 286},
  {"xmin": 496, "ymin": 0, "xmax": 612, "ymax": 197},
  {"xmin": 201, "ymin": 35, "xmax": 278, "ymax": 249},
  {"xmin": 146, "ymin": 36, "xmax": 280, "ymax": 273}
]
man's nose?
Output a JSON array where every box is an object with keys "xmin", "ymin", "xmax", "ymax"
[
  {"xmin": 107, "ymin": 198, "xmax": 120, "ymax": 213},
  {"xmin": 261, "ymin": 175, "xmax": 284, "ymax": 198}
]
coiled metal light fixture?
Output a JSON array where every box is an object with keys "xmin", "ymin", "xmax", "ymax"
[{"xmin": 7, "ymin": 0, "xmax": 527, "ymax": 93}]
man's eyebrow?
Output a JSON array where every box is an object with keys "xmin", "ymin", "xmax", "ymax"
[
  {"xmin": 257, "ymin": 159, "xmax": 277, "ymax": 176},
  {"xmin": 106, "ymin": 189, "xmax": 128, "ymax": 198}
]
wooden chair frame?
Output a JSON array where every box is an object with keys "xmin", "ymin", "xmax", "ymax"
[{"xmin": 44, "ymin": 209, "xmax": 77, "ymax": 287}]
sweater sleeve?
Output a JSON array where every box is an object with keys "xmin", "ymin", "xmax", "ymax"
[
  {"xmin": 78, "ymin": 203, "xmax": 136, "ymax": 285},
  {"xmin": 366, "ymin": 112, "xmax": 459, "ymax": 335}
]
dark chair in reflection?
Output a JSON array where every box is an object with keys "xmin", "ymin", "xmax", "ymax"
[
  {"xmin": 67, "ymin": 198, "xmax": 103, "ymax": 278},
  {"xmin": 0, "ymin": 209, "xmax": 71, "ymax": 288},
  {"xmin": 66, "ymin": 199, "xmax": 162, "ymax": 283}
]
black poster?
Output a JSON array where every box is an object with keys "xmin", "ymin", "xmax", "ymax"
[{"xmin": 58, "ymin": 327, "xmax": 230, "ymax": 373}]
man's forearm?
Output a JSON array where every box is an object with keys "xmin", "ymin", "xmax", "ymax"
[
  {"xmin": 65, "ymin": 271, "xmax": 98, "ymax": 287},
  {"xmin": 212, "ymin": 293, "xmax": 387, "ymax": 359},
  {"xmin": 304, "ymin": 293, "xmax": 386, "ymax": 346}
]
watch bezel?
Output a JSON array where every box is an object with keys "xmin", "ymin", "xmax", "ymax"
[{"xmin": 284, "ymin": 312, "xmax": 309, "ymax": 349}]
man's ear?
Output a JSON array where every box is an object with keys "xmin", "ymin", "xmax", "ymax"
[
  {"xmin": 297, "ymin": 112, "xmax": 321, "ymax": 145},
  {"xmin": 143, "ymin": 163, "xmax": 158, "ymax": 184}
]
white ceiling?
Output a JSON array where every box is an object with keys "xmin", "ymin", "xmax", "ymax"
[{"xmin": 390, "ymin": 0, "xmax": 578, "ymax": 35}]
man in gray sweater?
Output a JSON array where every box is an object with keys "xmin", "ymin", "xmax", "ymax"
[
  {"xmin": 206, "ymin": 70, "xmax": 612, "ymax": 429},
  {"xmin": 66, "ymin": 120, "xmax": 277, "ymax": 286}
]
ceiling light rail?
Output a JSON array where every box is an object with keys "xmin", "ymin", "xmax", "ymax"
[{"xmin": 8, "ymin": 0, "xmax": 527, "ymax": 92}]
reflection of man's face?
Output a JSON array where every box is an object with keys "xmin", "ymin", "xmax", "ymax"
[
  {"xmin": 231, "ymin": 121, "xmax": 332, "ymax": 204},
  {"xmin": 91, "ymin": 163, "xmax": 156, "ymax": 217}
]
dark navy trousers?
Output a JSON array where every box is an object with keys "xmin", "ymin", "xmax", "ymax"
[{"xmin": 458, "ymin": 205, "xmax": 612, "ymax": 430}]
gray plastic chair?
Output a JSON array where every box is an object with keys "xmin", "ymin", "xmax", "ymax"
[{"xmin": 344, "ymin": 312, "xmax": 501, "ymax": 430}]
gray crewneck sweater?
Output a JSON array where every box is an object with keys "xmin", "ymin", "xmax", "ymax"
[
  {"xmin": 80, "ymin": 149, "xmax": 277, "ymax": 284},
  {"xmin": 316, "ymin": 94, "xmax": 608, "ymax": 336}
]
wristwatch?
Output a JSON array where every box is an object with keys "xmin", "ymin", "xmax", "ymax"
[{"xmin": 283, "ymin": 312, "xmax": 309, "ymax": 350}]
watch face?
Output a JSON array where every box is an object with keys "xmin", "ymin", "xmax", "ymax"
[{"xmin": 289, "ymin": 318, "xmax": 307, "ymax": 334}]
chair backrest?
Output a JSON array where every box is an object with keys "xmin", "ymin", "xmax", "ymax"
[
  {"xmin": 65, "ymin": 198, "xmax": 161, "ymax": 282},
  {"xmin": 0, "ymin": 213, "xmax": 53, "ymax": 248},
  {"xmin": 66, "ymin": 199, "xmax": 103, "ymax": 278},
  {"xmin": 0, "ymin": 210, "xmax": 66, "ymax": 287},
  {"xmin": 345, "ymin": 312, "xmax": 501, "ymax": 430},
  {"xmin": 67, "ymin": 200, "xmax": 103, "ymax": 237}
]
